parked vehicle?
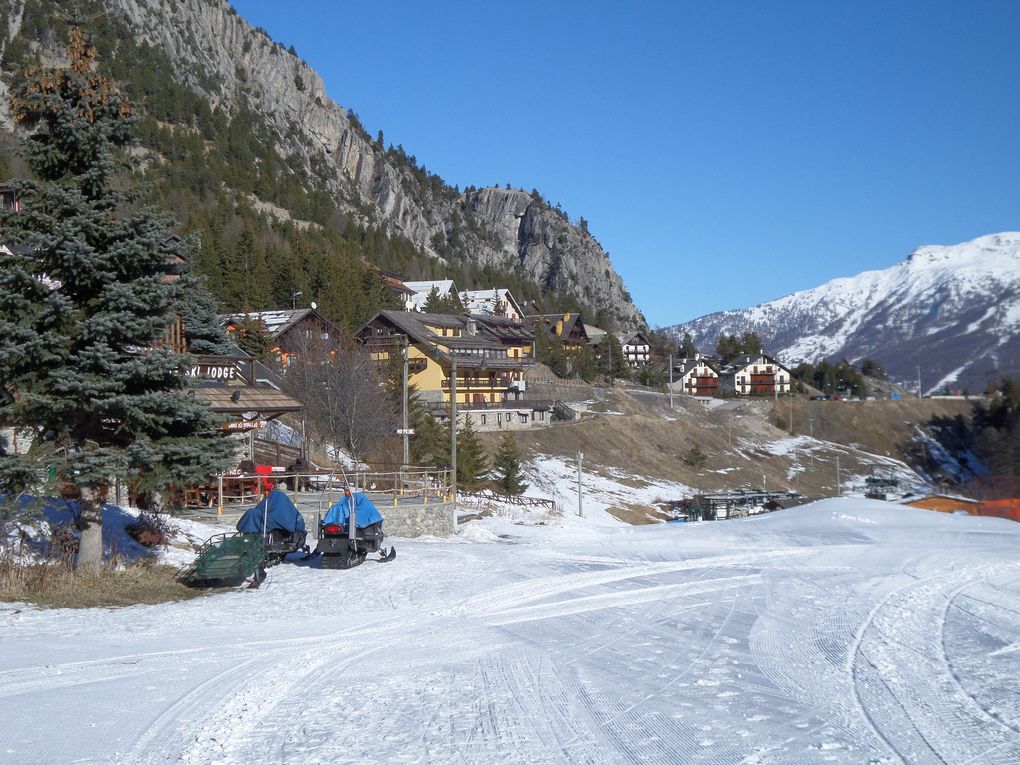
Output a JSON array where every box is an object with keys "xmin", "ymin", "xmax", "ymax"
[
  {"xmin": 316, "ymin": 490, "xmax": 395, "ymax": 569},
  {"xmin": 178, "ymin": 489, "xmax": 309, "ymax": 588},
  {"xmin": 236, "ymin": 490, "xmax": 309, "ymax": 564}
]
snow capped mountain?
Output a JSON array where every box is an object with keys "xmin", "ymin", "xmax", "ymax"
[{"xmin": 667, "ymin": 233, "xmax": 1020, "ymax": 392}]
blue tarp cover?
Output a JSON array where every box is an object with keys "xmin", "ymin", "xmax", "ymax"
[
  {"xmin": 236, "ymin": 490, "xmax": 306, "ymax": 534},
  {"xmin": 323, "ymin": 492, "xmax": 384, "ymax": 529}
]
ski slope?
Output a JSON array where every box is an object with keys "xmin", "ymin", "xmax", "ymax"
[{"xmin": 2, "ymin": 499, "xmax": 1020, "ymax": 764}]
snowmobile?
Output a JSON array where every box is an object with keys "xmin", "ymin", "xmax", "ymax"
[
  {"xmin": 235, "ymin": 489, "xmax": 309, "ymax": 565},
  {"xmin": 179, "ymin": 489, "xmax": 309, "ymax": 588},
  {"xmin": 315, "ymin": 489, "xmax": 396, "ymax": 569}
]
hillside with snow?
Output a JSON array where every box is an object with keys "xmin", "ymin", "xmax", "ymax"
[{"xmin": 668, "ymin": 233, "xmax": 1020, "ymax": 392}]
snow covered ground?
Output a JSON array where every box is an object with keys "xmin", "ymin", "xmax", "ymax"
[{"xmin": 2, "ymin": 498, "xmax": 1019, "ymax": 764}]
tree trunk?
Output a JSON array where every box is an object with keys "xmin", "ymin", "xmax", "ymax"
[{"xmin": 76, "ymin": 487, "xmax": 103, "ymax": 575}]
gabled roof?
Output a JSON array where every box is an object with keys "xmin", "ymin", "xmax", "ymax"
[
  {"xmin": 403, "ymin": 279, "xmax": 459, "ymax": 311},
  {"xmin": 584, "ymin": 324, "xmax": 607, "ymax": 345},
  {"xmin": 365, "ymin": 310, "xmax": 503, "ymax": 351},
  {"xmin": 225, "ymin": 308, "xmax": 341, "ymax": 341},
  {"xmin": 674, "ymin": 357, "xmax": 720, "ymax": 376},
  {"xmin": 721, "ymin": 353, "xmax": 790, "ymax": 375},
  {"xmin": 459, "ymin": 288, "xmax": 524, "ymax": 317},
  {"xmin": 623, "ymin": 330, "xmax": 651, "ymax": 347},
  {"xmin": 360, "ymin": 311, "xmax": 534, "ymax": 369},
  {"xmin": 470, "ymin": 313, "xmax": 534, "ymax": 343}
]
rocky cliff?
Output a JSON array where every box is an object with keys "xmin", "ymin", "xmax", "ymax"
[{"xmin": 0, "ymin": 0, "xmax": 643, "ymax": 329}]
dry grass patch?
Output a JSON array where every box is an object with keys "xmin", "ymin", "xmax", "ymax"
[
  {"xmin": 604, "ymin": 503, "xmax": 672, "ymax": 525},
  {"xmin": 0, "ymin": 556, "xmax": 208, "ymax": 609}
]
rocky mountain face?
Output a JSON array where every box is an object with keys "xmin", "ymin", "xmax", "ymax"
[
  {"xmin": 0, "ymin": 0, "xmax": 643, "ymax": 330},
  {"xmin": 666, "ymin": 233, "xmax": 1020, "ymax": 393}
]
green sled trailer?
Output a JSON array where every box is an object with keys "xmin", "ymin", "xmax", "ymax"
[{"xmin": 178, "ymin": 532, "xmax": 267, "ymax": 588}]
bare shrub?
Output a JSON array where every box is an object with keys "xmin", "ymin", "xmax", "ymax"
[{"xmin": 126, "ymin": 512, "xmax": 181, "ymax": 548}]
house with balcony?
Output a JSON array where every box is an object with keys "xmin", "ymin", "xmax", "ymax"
[
  {"xmin": 356, "ymin": 310, "xmax": 536, "ymax": 415},
  {"xmin": 719, "ymin": 353, "xmax": 792, "ymax": 396},
  {"xmin": 622, "ymin": 331, "xmax": 652, "ymax": 368},
  {"xmin": 670, "ymin": 355, "xmax": 721, "ymax": 397}
]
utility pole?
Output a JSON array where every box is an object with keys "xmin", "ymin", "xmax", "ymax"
[
  {"xmin": 836, "ymin": 455, "xmax": 841, "ymax": 496},
  {"xmin": 789, "ymin": 394, "xmax": 794, "ymax": 435},
  {"xmin": 577, "ymin": 451, "xmax": 584, "ymax": 517},
  {"xmin": 808, "ymin": 418, "xmax": 815, "ymax": 468},
  {"xmin": 668, "ymin": 354, "xmax": 674, "ymax": 410},
  {"xmin": 450, "ymin": 355, "xmax": 457, "ymax": 501},
  {"xmin": 401, "ymin": 336, "xmax": 409, "ymax": 468},
  {"xmin": 916, "ymin": 365, "xmax": 922, "ymax": 399}
]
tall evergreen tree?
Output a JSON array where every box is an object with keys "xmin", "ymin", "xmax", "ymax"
[
  {"xmin": 454, "ymin": 415, "xmax": 488, "ymax": 488},
  {"xmin": 678, "ymin": 332, "xmax": 698, "ymax": 359},
  {"xmin": 596, "ymin": 332, "xmax": 630, "ymax": 381},
  {"xmin": 492, "ymin": 433, "xmax": 528, "ymax": 496},
  {"xmin": 0, "ymin": 29, "xmax": 235, "ymax": 572}
]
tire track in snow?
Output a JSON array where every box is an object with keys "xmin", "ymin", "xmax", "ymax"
[
  {"xmin": 456, "ymin": 549, "xmax": 805, "ymax": 619},
  {"xmin": 484, "ymin": 574, "xmax": 755, "ymax": 626},
  {"xmin": 847, "ymin": 562, "xmax": 1020, "ymax": 764},
  {"xmin": 124, "ymin": 656, "xmax": 264, "ymax": 763}
]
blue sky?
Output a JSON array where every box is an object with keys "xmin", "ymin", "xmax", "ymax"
[{"xmin": 231, "ymin": 0, "xmax": 1020, "ymax": 326}]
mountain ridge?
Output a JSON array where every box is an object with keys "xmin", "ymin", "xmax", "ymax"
[
  {"xmin": 666, "ymin": 232, "xmax": 1020, "ymax": 392},
  {"xmin": 0, "ymin": 0, "xmax": 644, "ymax": 330}
]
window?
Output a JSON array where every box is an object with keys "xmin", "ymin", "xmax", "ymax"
[
  {"xmin": 518, "ymin": 413, "xmax": 528, "ymax": 423},
  {"xmin": 480, "ymin": 414, "xmax": 486, "ymax": 425}
]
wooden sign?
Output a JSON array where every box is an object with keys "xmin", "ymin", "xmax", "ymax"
[{"xmin": 223, "ymin": 419, "xmax": 269, "ymax": 431}]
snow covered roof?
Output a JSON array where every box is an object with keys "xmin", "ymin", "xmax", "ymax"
[
  {"xmin": 459, "ymin": 288, "xmax": 524, "ymax": 318},
  {"xmin": 403, "ymin": 280, "xmax": 459, "ymax": 311}
]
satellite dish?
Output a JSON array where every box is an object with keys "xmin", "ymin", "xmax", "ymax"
[{"xmin": 310, "ymin": 301, "xmax": 317, "ymax": 310}]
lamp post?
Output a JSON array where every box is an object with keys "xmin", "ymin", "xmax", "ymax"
[
  {"xmin": 291, "ymin": 291, "xmax": 302, "ymax": 310},
  {"xmin": 668, "ymin": 354, "xmax": 673, "ymax": 410},
  {"xmin": 577, "ymin": 451, "xmax": 584, "ymax": 517}
]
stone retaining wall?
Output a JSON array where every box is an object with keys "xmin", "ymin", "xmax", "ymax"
[{"xmin": 382, "ymin": 500, "xmax": 457, "ymax": 538}]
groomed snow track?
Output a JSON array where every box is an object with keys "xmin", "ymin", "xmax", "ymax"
[{"xmin": 2, "ymin": 499, "xmax": 1019, "ymax": 764}]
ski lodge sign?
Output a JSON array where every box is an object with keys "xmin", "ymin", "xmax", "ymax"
[{"xmin": 184, "ymin": 356, "xmax": 255, "ymax": 385}]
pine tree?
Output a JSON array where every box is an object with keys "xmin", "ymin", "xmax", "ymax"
[
  {"xmin": 679, "ymin": 332, "xmax": 698, "ymax": 359},
  {"xmin": 492, "ymin": 433, "xmax": 528, "ymax": 496},
  {"xmin": 597, "ymin": 332, "xmax": 630, "ymax": 381},
  {"xmin": 455, "ymin": 415, "xmax": 488, "ymax": 488},
  {"xmin": 0, "ymin": 29, "xmax": 235, "ymax": 572}
]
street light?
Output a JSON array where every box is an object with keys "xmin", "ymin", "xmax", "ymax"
[{"xmin": 291, "ymin": 291, "xmax": 303, "ymax": 310}]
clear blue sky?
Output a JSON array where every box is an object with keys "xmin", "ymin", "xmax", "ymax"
[{"xmin": 231, "ymin": 0, "xmax": 1020, "ymax": 326}]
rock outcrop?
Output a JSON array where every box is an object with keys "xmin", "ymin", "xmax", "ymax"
[{"xmin": 0, "ymin": 0, "xmax": 644, "ymax": 329}]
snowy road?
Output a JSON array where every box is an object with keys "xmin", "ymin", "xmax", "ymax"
[{"xmin": 2, "ymin": 499, "xmax": 1020, "ymax": 764}]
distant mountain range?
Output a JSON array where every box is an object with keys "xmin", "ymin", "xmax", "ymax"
[{"xmin": 666, "ymin": 233, "xmax": 1020, "ymax": 393}]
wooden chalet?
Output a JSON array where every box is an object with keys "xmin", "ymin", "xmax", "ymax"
[
  {"xmin": 224, "ymin": 308, "xmax": 342, "ymax": 367},
  {"xmin": 356, "ymin": 310, "xmax": 534, "ymax": 406},
  {"xmin": 530, "ymin": 312, "xmax": 590, "ymax": 351}
]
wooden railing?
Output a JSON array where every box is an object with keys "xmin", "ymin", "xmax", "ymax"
[{"xmin": 457, "ymin": 489, "xmax": 558, "ymax": 511}]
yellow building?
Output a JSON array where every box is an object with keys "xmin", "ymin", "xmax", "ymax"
[{"xmin": 357, "ymin": 310, "xmax": 535, "ymax": 406}]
